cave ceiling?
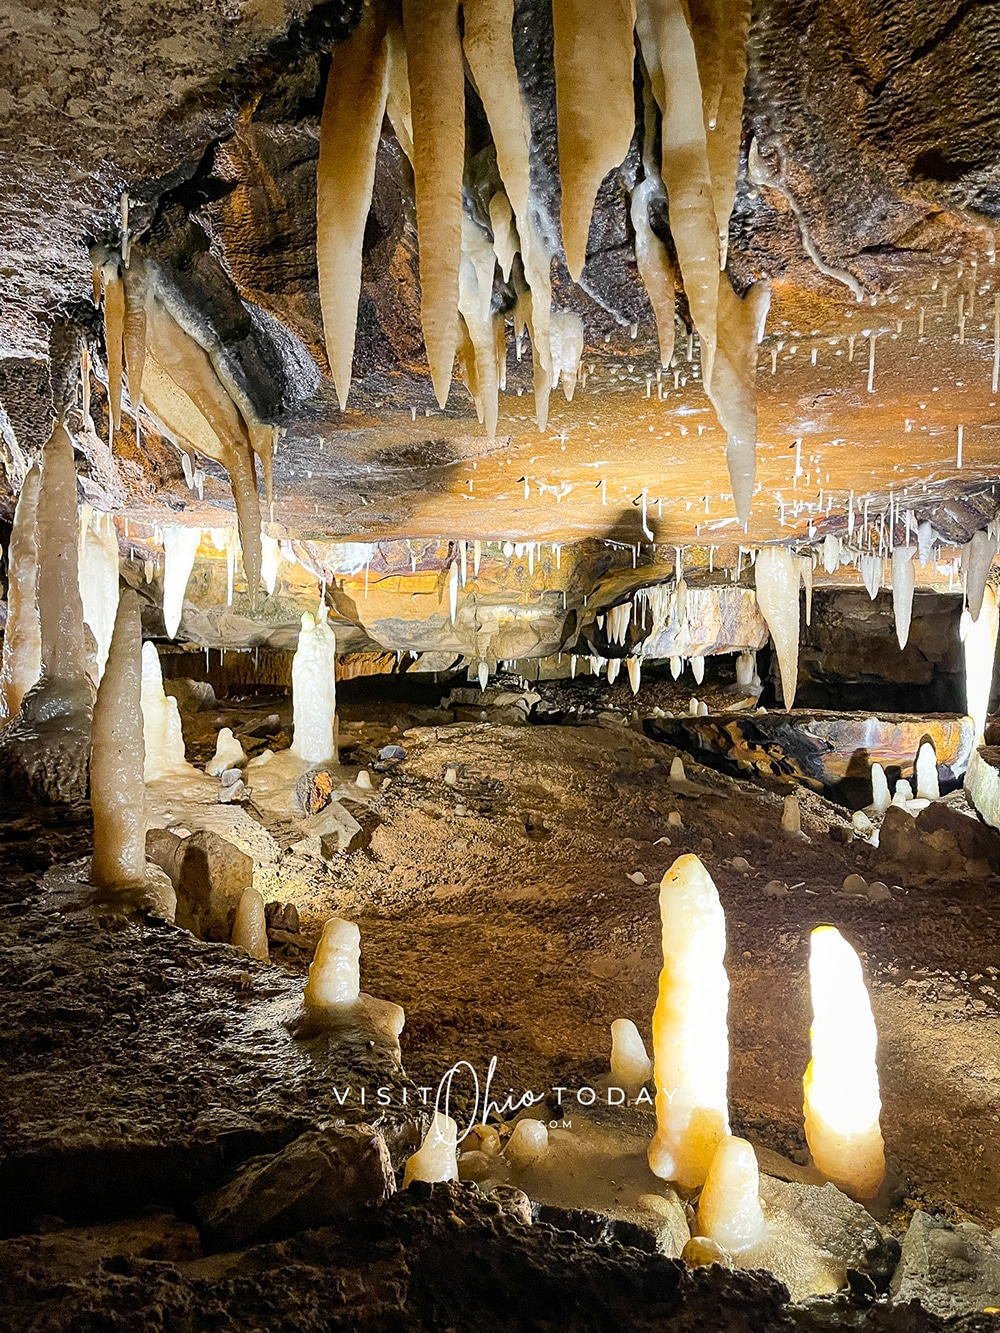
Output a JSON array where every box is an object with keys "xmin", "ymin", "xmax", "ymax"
[{"xmin": 2, "ymin": 0, "xmax": 1000, "ymax": 609}]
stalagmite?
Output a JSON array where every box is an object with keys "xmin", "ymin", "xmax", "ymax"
[
  {"xmin": 505, "ymin": 1119, "xmax": 549, "ymax": 1169},
  {"xmin": 915, "ymin": 741, "xmax": 939, "ymax": 801},
  {"xmin": 291, "ymin": 606, "xmax": 337, "ymax": 765},
  {"xmin": 403, "ymin": 1111, "xmax": 459, "ymax": 1185},
  {"xmin": 551, "ymin": 0, "xmax": 637, "ymax": 282},
  {"xmin": 610, "ymin": 1017, "xmax": 653, "ymax": 1097},
  {"xmin": 78, "ymin": 509, "xmax": 120, "ymax": 681},
  {"xmin": 963, "ymin": 529, "xmax": 996, "ymax": 622},
  {"xmin": 891, "ymin": 546, "xmax": 916, "ymax": 650},
  {"xmin": 101, "ymin": 260, "xmax": 126, "ymax": 434},
  {"xmin": 754, "ymin": 547, "xmax": 799, "ymax": 709},
  {"xmin": 316, "ymin": 0, "xmax": 389, "ymax": 410},
  {"xmin": 90, "ymin": 591, "xmax": 146, "ymax": 889},
  {"xmin": 870, "ymin": 762, "xmax": 890, "ymax": 814},
  {"xmin": 670, "ymin": 756, "xmax": 686, "ymax": 782},
  {"xmin": 781, "ymin": 793, "xmax": 800, "ymax": 834},
  {"xmin": 803, "ymin": 926, "xmax": 885, "ymax": 1200},
  {"xmin": 207, "ymin": 728, "xmax": 246, "ymax": 776},
  {"xmin": 140, "ymin": 642, "xmax": 188, "ymax": 781},
  {"xmin": 304, "ymin": 917, "xmax": 360, "ymax": 1006},
  {"xmin": 161, "ymin": 526, "xmax": 200, "ymax": 640},
  {"xmin": 232, "ymin": 887, "xmax": 269, "ymax": 962},
  {"xmin": 0, "ymin": 464, "xmax": 41, "ymax": 719},
  {"xmin": 648, "ymin": 854, "xmax": 730, "ymax": 1188},
  {"xmin": 892, "ymin": 779, "xmax": 913, "ymax": 808},
  {"xmin": 735, "ymin": 652, "xmax": 755, "ymax": 688},
  {"xmin": 37, "ymin": 423, "xmax": 86, "ymax": 686},
  {"xmin": 403, "ymin": 0, "xmax": 465, "ymax": 407},
  {"xmin": 696, "ymin": 1135, "xmax": 767, "ymax": 1255}
]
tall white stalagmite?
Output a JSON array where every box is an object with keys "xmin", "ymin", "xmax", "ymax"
[
  {"xmin": 161, "ymin": 526, "xmax": 200, "ymax": 640},
  {"xmin": 870, "ymin": 762, "xmax": 890, "ymax": 814},
  {"xmin": 891, "ymin": 546, "xmax": 916, "ymax": 650},
  {"xmin": 962, "ymin": 583, "xmax": 999, "ymax": 743},
  {"xmin": 291, "ymin": 605, "xmax": 338, "ymax": 764},
  {"xmin": 754, "ymin": 546, "xmax": 799, "ymax": 709},
  {"xmin": 232, "ymin": 887, "xmax": 269, "ymax": 962},
  {"xmin": 140, "ymin": 642, "xmax": 189, "ymax": 781},
  {"xmin": 803, "ymin": 926, "xmax": 885, "ymax": 1200},
  {"xmin": 78, "ymin": 509, "xmax": 120, "ymax": 681},
  {"xmin": 0, "ymin": 464, "xmax": 41, "ymax": 719},
  {"xmin": 648, "ymin": 853, "xmax": 730, "ymax": 1189},
  {"xmin": 696, "ymin": 1135, "xmax": 767, "ymax": 1254},
  {"xmin": 915, "ymin": 741, "xmax": 939, "ymax": 801},
  {"xmin": 36, "ymin": 423, "xmax": 86, "ymax": 687},
  {"xmin": 90, "ymin": 591, "xmax": 146, "ymax": 889}
]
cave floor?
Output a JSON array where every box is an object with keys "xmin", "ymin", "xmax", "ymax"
[{"xmin": 2, "ymin": 694, "xmax": 1000, "ymax": 1328}]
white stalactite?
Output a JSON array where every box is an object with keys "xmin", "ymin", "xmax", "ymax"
[
  {"xmin": 891, "ymin": 546, "xmax": 916, "ymax": 650},
  {"xmin": 754, "ymin": 547, "xmax": 799, "ymax": 709},
  {"xmin": 161, "ymin": 526, "xmax": 200, "ymax": 640}
]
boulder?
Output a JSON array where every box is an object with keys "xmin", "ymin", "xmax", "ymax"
[
  {"xmin": 196, "ymin": 1123, "xmax": 395, "ymax": 1252},
  {"xmin": 891, "ymin": 1210, "xmax": 1000, "ymax": 1317},
  {"xmin": 173, "ymin": 829, "xmax": 254, "ymax": 941}
]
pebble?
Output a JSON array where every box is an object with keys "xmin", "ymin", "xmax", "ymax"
[
  {"xmin": 730, "ymin": 856, "xmax": 751, "ymax": 873},
  {"xmin": 627, "ymin": 871, "xmax": 647, "ymax": 885},
  {"xmin": 667, "ymin": 811, "xmax": 683, "ymax": 827},
  {"xmin": 866, "ymin": 880, "xmax": 892, "ymax": 903},
  {"xmin": 843, "ymin": 873, "xmax": 868, "ymax": 895},
  {"xmin": 763, "ymin": 879, "xmax": 788, "ymax": 897}
]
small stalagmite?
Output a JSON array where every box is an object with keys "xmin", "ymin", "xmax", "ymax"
[
  {"xmin": 90, "ymin": 591, "xmax": 146, "ymax": 889},
  {"xmin": 0, "ymin": 463, "xmax": 41, "ymax": 719},
  {"xmin": 610, "ymin": 1018, "xmax": 653, "ymax": 1097},
  {"xmin": 231, "ymin": 887, "xmax": 269, "ymax": 962},
  {"xmin": 781, "ymin": 793, "xmax": 800, "ymax": 834},
  {"xmin": 403, "ymin": 1111, "xmax": 459, "ymax": 1186},
  {"xmin": 648, "ymin": 853, "xmax": 730, "ymax": 1188},
  {"xmin": 803, "ymin": 926, "xmax": 885, "ymax": 1200},
  {"xmin": 303, "ymin": 917, "xmax": 361, "ymax": 1007},
  {"xmin": 505, "ymin": 1119, "xmax": 549, "ymax": 1169},
  {"xmin": 291, "ymin": 605, "xmax": 338, "ymax": 765},
  {"xmin": 915, "ymin": 741, "xmax": 939, "ymax": 801},
  {"xmin": 870, "ymin": 762, "xmax": 890, "ymax": 814},
  {"xmin": 754, "ymin": 547, "xmax": 799, "ymax": 709},
  {"xmin": 696, "ymin": 1135, "xmax": 767, "ymax": 1255},
  {"xmin": 206, "ymin": 727, "xmax": 246, "ymax": 776}
]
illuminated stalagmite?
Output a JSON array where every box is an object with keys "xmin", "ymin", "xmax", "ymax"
[
  {"xmin": 140, "ymin": 642, "xmax": 189, "ymax": 781},
  {"xmin": 696, "ymin": 1135, "xmax": 767, "ymax": 1254},
  {"xmin": 291, "ymin": 606, "xmax": 338, "ymax": 765},
  {"xmin": 0, "ymin": 464, "xmax": 41, "ymax": 719},
  {"xmin": 803, "ymin": 926, "xmax": 885, "ymax": 1200},
  {"xmin": 90, "ymin": 591, "xmax": 146, "ymax": 889},
  {"xmin": 648, "ymin": 853, "xmax": 730, "ymax": 1188}
]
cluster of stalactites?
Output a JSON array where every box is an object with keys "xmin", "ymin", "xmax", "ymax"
[
  {"xmin": 90, "ymin": 246, "xmax": 269, "ymax": 606},
  {"xmin": 317, "ymin": 0, "xmax": 766, "ymax": 515}
]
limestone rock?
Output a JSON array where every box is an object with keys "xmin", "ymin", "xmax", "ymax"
[
  {"xmin": 891, "ymin": 1210, "xmax": 1000, "ymax": 1317},
  {"xmin": 164, "ymin": 677, "xmax": 217, "ymax": 712},
  {"xmin": 196, "ymin": 1123, "xmax": 395, "ymax": 1253},
  {"xmin": 174, "ymin": 829, "xmax": 254, "ymax": 942}
]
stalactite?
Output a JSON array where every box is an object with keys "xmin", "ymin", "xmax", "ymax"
[
  {"xmin": 489, "ymin": 191, "xmax": 517, "ymax": 281},
  {"xmin": 90, "ymin": 591, "xmax": 146, "ymax": 889},
  {"xmin": 317, "ymin": 0, "xmax": 389, "ymax": 411},
  {"xmin": 121, "ymin": 258, "xmax": 147, "ymax": 409},
  {"xmin": 631, "ymin": 176, "xmax": 676, "ymax": 368},
  {"xmin": 161, "ymin": 526, "xmax": 200, "ymax": 641},
  {"xmin": 891, "ymin": 546, "xmax": 916, "ymax": 650},
  {"xmin": 754, "ymin": 547, "xmax": 799, "ymax": 709},
  {"xmin": 101, "ymin": 261, "xmax": 126, "ymax": 435},
  {"xmin": 962, "ymin": 529, "xmax": 996, "ymax": 623},
  {"xmin": 549, "ymin": 311, "xmax": 584, "ymax": 401},
  {"xmin": 37, "ymin": 423, "xmax": 86, "ymax": 686},
  {"xmin": 0, "ymin": 465, "xmax": 41, "ymax": 720},
  {"xmin": 402, "ymin": 0, "xmax": 465, "ymax": 407},
  {"xmin": 78, "ymin": 508, "xmax": 120, "ymax": 682},
  {"xmin": 457, "ymin": 214, "xmax": 500, "ymax": 438},
  {"xmin": 551, "ymin": 0, "xmax": 637, "ymax": 281}
]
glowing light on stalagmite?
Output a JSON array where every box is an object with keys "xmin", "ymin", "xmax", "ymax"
[
  {"xmin": 0, "ymin": 463, "xmax": 41, "ymax": 719},
  {"xmin": 140, "ymin": 642, "xmax": 188, "ymax": 781},
  {"xmin": 402, "ymin": 0, "xmax": 465, "ymax": 407},
  {"xmin": 291, "ymin": 605, "xmax": 338, "ymax": 764},
  {"xmin": 161, "ymin": 526, "xmax": 200, "ymax": 640},
  {"xmin": 870, "ymin": 762, "xmax": 890, "ymax": 814},
  {"xmin": 648, "ymin": 853, "xmax": 730, "ymax": 1189},
  {"xmin": 403, "ymin": 1111, "xmax": 459, "ymax": 1186},
  {"xmin": 610, "ymin": 1018, "xmax": 653, "ymax": 1097},
  {"xmin": 962, "ymin": 584, "xmax": 999, "ymax": 743},
  {"xmin": 696, "ymin": 1135, "xmax": 767, "ymax": 1254},
  {"xmin": 37, "ymin": 423, "xmax": 86, "ymax": 686},
  {"xmin": 78, "ymin": 509, "xmax": 120, "ymax": 681},
  {"xmin": 551, "ymin": 0, "xmax": 637, "ymax": 282},
  {"xmin": 803, "ymin": 926, "xmax": 885, "ymax": 1201},
  {"xmin": 891, "ymin": 546, "xmax": 916, "ymax": 650},
  {"xmin": 754, "ymin": 547, "xmax": 799, "ymax": 708},
  {"xmin": 317, "ymin": 0, "xmax": 389, "ymax": 411},
  {"xmin": 90, "ymin": 591, "xmax": 146, "ymax": 889}
]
